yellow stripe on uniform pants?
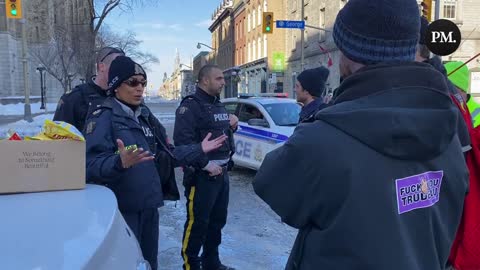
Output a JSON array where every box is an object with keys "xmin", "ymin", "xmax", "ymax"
[{"xmin": 182, "ymin": 186, "xmax": 196, "ymax": 270}]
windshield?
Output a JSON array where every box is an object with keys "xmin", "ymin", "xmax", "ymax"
[{"xmin": 262, "ymin": 102, "xmax": 301, "ymax": 126}]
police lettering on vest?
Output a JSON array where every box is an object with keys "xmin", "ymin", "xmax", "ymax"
[{"xmin": 214, "ymin": 113, "xmax": 229, "ymax": 122}]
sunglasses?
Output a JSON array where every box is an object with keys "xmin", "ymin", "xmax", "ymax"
[
  {"xmin": 99, "ymin": 47, "xmax": 125, "ymax": 63},
  {"xmin": 123, "ymin": 79, "xmax": 147, "ymax": 88}
]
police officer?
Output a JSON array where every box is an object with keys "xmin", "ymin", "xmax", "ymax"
[
  {"xmin": 85, "ymin": 56, "xmax": 164, "ymax": 270},
  {"xmin": 53, "ymin": 47, "xmax": 125, "ymax": 132},
  {"xmin": 295, "ymin": 66, "xmax": 329, "ymax": 123},
  {"xmin": 174, "ymin": 64, "xmax": 237, "ymax": 270}
]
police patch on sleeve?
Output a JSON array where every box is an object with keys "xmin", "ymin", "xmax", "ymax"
[
  {"xmin": 85, "ymin": 121, "xmax": 96, "ymax": 134},
  {"xmin": 178, "ymin": 106, "xmax": 188, "ymax": 114}
]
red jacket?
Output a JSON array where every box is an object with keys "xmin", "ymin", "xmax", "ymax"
[{"xmin": 449, "ymin": 95, "xmax": 480, "ymax": 269}]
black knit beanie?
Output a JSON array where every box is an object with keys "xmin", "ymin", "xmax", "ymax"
[
  {"xmin": 297, "ymin": 66, "xmax": 330, "ymax": 97},
  {"xmin": 332, "ymin": 0, "xmax": 420, "ymax": 65},
  {"xmin": 108, "ymin": 56, "xmax": 147, "ymax": 91}
]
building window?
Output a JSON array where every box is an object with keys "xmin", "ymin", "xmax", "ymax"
[
  {"xmin": 319, "ymin": 8, "xmax": 326, "ymax": 42},
  {"xmin": 248, "ymin": 12, "xmax": 251, "ymax": 32},
  {"xmin": 248, "ymin": 42, "xmax": 251, "ymax": 62},
  {"xmin": 258, "ymin": 37, "xmax": 262, "ymax": 58},
  {"xmin": 263, "ymin": 0, "xmax": 268, "ymax": 11},
  {"xmin": 443, "ymin": 0, "xmax": 457, "ymax": 20},
  {"xmin": 253, "ymin": 40, "xmax": 256, "ymax": 60},
  {"xmin": 258, "ymin": 6, "xmax": 262, "ymax": 26},
  {"xmin": 252, "ymin": 10, "xmax": 256, "ymax": 29}
]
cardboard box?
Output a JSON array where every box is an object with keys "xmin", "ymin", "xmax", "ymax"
[{"xmin": 0, "ymin": 140, "xmax": 85, "ymax": 194}]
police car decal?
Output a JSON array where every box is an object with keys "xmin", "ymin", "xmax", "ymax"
[{"xmin": 236, "ymin": 125, "xmax": 289, "ymax": 144}]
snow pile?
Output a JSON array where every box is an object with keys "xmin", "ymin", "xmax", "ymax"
[
  {"xmin": 0, "ymin": 114, "xmax": 54, "ymax": 139},
  {"xmin": 0, "ymin": 102, "xmax": 58, "ymax": 116}
]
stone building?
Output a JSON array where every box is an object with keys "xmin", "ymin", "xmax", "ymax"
[
  {"xmin": 0, "ymin": 0, "xmax": 93, "ymax": 105},
  {"xmin": 282, "ymin": 0, "xmax": 347, "ymax": 98}
]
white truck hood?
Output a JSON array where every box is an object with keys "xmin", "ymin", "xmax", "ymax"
[{"xmin": 0, "ymin": 184, "xmax": 142, "ymax": 270}]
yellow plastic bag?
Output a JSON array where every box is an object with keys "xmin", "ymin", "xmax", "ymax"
[{"xmin": 25, "ymin": 120, "xmax": 85, "ymax": 141}]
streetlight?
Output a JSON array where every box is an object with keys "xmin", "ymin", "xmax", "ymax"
[
  {"xmin": 196, "ymin": 42, "xmax": 216, "ymax": 51},
  {"xmin": 36, "ymin": 65, "xmax": 46, "ymax": 110}
]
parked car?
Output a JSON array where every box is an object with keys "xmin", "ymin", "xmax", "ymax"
[
  {"xmin": 222, "ymin": 93, "xmax": 301, "ymax": 170},
  {"xmin": 0, "ymin": 184, "xmax": 151, "ymax": 270}
]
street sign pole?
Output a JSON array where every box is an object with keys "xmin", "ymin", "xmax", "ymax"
[{"xmin": 300, "ymin": 0, "xmax": 305, "ymax": 71}]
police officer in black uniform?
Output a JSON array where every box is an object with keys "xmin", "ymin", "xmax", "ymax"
[
  {"xmin": 53, "ymin": 47, "xmax": 125, "ymax": 132},
  {"xmin": 294, "ymin": 66, "xmax": 330, "ymax": 123},
  {"xmin": 174, "ymin": 65, "xmax": 238, "ymax": 270},
  {"xmin": 85, "ymin": 56, "xmax": 170, "ymax": 270}
]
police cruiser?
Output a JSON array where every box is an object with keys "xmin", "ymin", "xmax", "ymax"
[
  {"xmin": 1, "ymin": 184, "xmax": 151, "ymax": 270},
  {"xmin": 222, "ymin": 93, "xmax": 301, "ymax": 170}
]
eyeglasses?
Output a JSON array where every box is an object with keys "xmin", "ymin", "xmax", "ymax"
[
  {"xmin": 123, "ymin": 79, "xmax": 147, "ymax": 88},
  {"xmin": 98, "ymin": 47, "xmax": 125, "ymax": 63}
]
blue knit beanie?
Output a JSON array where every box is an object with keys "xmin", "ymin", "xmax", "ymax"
[{"xmin": 333, "ymin": 0, "xmax": 420, "ymax": 65}]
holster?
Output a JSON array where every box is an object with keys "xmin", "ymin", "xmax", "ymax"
[{"xmin": 182, "ymin": 166, "xmax": 196, "ymax": 187}]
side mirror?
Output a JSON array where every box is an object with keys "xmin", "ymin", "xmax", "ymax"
[{"xmin": 248, "ymin": 118, "xmax": 269, "ymax": 128}]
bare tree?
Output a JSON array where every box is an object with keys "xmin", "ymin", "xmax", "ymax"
[
  {"xmin": 73, "ymin": 0, "xmax": 156, "ymax": 78},
  {"xmin": 30, "ymin": 27, "xmax": 78, "ymax": 94},
  {"xmin": 97, "ymin": 26, "xmax": 159, "ymax": 70}
]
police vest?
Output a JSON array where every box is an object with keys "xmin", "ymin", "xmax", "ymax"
[
  {"xmin": 183, "ymin": 95, "xmax": 232, "ymax": 160},
  {"xmin": 467, "ymin": 97, "xmax": 480, "ymax": 128}
]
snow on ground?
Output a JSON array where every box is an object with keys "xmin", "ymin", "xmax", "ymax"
[
  {"xmin": 0, "ymin": 102, "xmax": 58, "ymax": 116},
  {"xmin": 0, "ymin": 113, "xmax": 174, "ymax": 139},
  {"xmin": 0, "ymin": 114, "xmax": 54, "ymax": 139}
]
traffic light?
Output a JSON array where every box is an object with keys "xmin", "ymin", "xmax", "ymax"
[
  {"xmin": 262, "ymin": 12, "xmax": 274, "ymax": 34},
  {"xmin": 6, "ymin": 0, "xmax": 22, "ymax": 19},
  {"xmin": 421, "ymin": 0, "xmax": 432, "ymax": 22}
]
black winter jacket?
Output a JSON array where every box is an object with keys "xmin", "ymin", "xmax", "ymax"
[{"xmin": 254, "ymin": 62, "xmax": 469, "ymax": 270}]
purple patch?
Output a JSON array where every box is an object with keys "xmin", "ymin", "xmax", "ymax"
[{"xmin": 396, "ymin": 171, "xmax": 444, "ymax": 214}]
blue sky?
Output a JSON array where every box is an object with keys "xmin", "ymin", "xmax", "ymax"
[{"xmin": 104, "ymin": 1, "xmax": 220, "ymax": 94}]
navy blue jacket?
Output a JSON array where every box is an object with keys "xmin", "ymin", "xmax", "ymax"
[
  {"xmin": 299, "ymin": 98, "xmax": 328, "ymax": 123},
  {"xmin": 85, "ymin": 97, "xmax": 164, "ymax": 212},
  {"xmin": 254, "ymin": 62, "xmax": 469, "ymax": 270},
  {"xmin": 53, "ymin": 77, "xmax": 108, "ymax": 133}
]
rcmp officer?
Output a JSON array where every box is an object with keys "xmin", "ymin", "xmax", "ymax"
[
  {"xmin": 53, "ymin": 47, "xmax": 125, "ymax": 133},
  {"xmin": 174, "ymin": 64, "xmax": 238, "ymax": 270},
  {"xmin": 85, "ymin": 56, "xmax": 168, "ymax": 270},
  {"xmin": 295, "ymin": 66, "xmax": 330, "ymax": 123}
]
